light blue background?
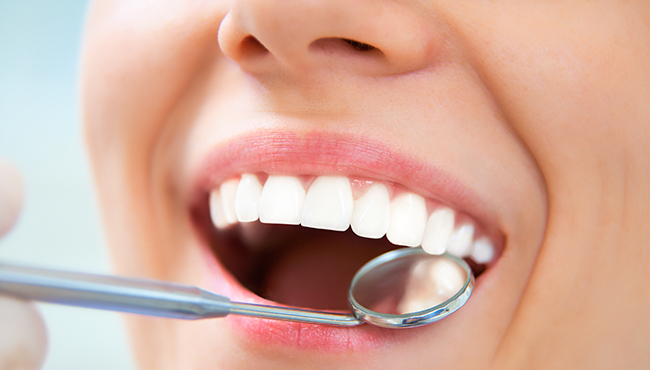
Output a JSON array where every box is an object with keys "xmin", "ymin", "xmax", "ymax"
[{"xmin": 0, "ymin": 1, "xmax": 135, "ymax": 368}]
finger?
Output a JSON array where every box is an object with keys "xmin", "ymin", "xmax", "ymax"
[
  {"xmin": 0, "ymin": 159, "xmax": 24, "ymax": 237},
  {"xmin": 0, "ymin": 161, "xmax": 47, "ymax": 368},
  {"xmin": 0, "ymin": 296, "xmax": 47, "ymax": 370}
]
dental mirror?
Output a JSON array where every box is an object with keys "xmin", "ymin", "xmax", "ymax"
[
  {"xmin": 0, "ymin": 248, "xmax": 473, "ymax": 329},
  {"xmin": 349, "ymin": 248, "xmax": 474, "ymax": 328}
]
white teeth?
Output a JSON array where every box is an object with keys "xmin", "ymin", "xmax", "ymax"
[
  {"xmin": 209, "ymin": 175, "xmax": 495, "ymax": 261},
  {"xmin": 471, "ymin": 236, "xmax": 495, "ymax": 264},
  {"xmin": 209, "ymin": 189, "xmax": 229, "ymax": 229},
  {"xmin": 301, "ymin": 176, "xmax": 353, "ymax": 231},
  {"xmin": 351, "ymin": 183, "xmax": 390, "ymax": 239},
  {"xmin": 234, "ymin": 174, "xmax": 263, "ymax": 222},
  {"xmin": 258, "ymin": 176, "xmax": 306, "ymax": 225},
  {"xmin": 220, "ymin": 178, "xmax": 239, "ymax": 224},
  {"xmin": 421, "ymin": 207, "xmax": 455, "ymax": 255},
  {"xmin": 386, "ymin": 193, "xmax": 427, "ymax": 247},
  {"xmin": 446, "ymin": 223, "xmax": 475, "ymax": 257}
]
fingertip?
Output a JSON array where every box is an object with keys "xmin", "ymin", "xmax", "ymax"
[
  {"xmin": 0, "ymin": 296, "xmax": 48, "ymax": 370},
  {"xmin": 0, "ymin": 159, "xmax": 25, "ymax": 237}
]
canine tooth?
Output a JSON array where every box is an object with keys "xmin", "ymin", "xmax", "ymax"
[
  {"xmin": 220, "ymin": 178, "xmax": 239, "ymax": 224},
  {"xmin": 386, "ymin": 193, "xmax": 427, "ymax": 247},
  {"xmin": 351, "ymin": 183, "xmax": 390, "ymax": 238},
  {"xmin": 471, "ymin": 236, "xmax": 495, "ymax": 264},
  {"xmin": 301, "ymin": 176, "xmax": 353, "ymax": 231},
  {"xmin": 258, "ymin": 175, "xmax": 306, "ymax": 225},
  {"xmin": 446, "ymin": 223, "xmax": 475, "ymax": 257},
  {"xmin": 234, "ymin": 174, "xmax": 263, "ymax": 222},
  {"xmin": 421, "ymin": 207, "xmax": 455, "ymax": 255},
  {"xmin": 209, "ymin": 189, "xmax": 228, "ymax": 229}
]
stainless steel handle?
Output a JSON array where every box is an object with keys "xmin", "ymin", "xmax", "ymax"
[
  {"xmin": 0, "ymin": 263, "xmax": 232, "ymax": 320},
  {"xmin": 0, "ymin": 263, "xmax": 362, "ymax": 326}
]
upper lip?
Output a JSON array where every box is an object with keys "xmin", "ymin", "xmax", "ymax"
[
  {"xmin": 188, "ymin": 128, "xmax": 505, "ymax": 350},
  {"xmin": 192, "ymin": 129, "xmax": 502, "ymax": 238}
]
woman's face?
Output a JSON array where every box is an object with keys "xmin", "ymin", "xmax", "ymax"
[{"xmin": 82, "ymin": 1, "xmax": 650, "ymax": 368}]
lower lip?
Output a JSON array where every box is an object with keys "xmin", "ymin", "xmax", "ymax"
[{"xmin": 197, "ymin": 240, "xmax": 425, "ymax": 352}]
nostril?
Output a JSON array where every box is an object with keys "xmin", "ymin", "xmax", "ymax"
[
  {"xmin": 341, "ymin": 39, "xmax": 376, "ymax": 52},
  {"xmin": 218, "ymin": 1, "xmax": 438, "ymax": 75},
  {"xmin": 240, "ymin": 35, "xmax": 269, "ymax": 58},
  {"xmin": 309, "ymin": 37, "xmax": 384, "ymax": 57}
]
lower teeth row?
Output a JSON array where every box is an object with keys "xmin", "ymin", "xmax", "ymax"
[{"xmin": 209, "ymin": 174, "xmax": 495, "ymax": 264}]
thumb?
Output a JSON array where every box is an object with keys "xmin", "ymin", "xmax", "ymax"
[{"xmin": 0, "ymin": 159, "xmax": 48, "ymax": 369}]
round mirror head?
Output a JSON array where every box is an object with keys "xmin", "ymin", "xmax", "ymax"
[{"xmin": 349, "ymin": 248, "xmax": 474, "ymax": 328}]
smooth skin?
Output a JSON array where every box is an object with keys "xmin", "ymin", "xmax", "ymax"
[{"xmin": 79, "ymin": 1, "xmax": 650, "ymax": 369}]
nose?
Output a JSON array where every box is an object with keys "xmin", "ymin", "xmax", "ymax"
[{"xmin": 218, "ymin": 0, "xmax": 442, "ymax": 76}]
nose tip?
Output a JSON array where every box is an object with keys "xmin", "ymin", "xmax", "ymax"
[{"xmin": 218, "ymin": 0, "xmax": 441, "ymax": 76}]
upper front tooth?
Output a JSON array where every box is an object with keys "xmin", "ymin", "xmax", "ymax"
[
  {"xmin": 421, "ymin": 207, "xmax": 455, "ymax": 255},
  {"xmin": 258, "ymin": 176, "xmax": 306, "ymax": 225},
  {"xmin": 209, "ymin": 189, "xmax": 228, "ymax": 229},
  {"xmin": 386, "ymin": 192, "xmax": 427, "ymax": 247},
  {"xmin": 446, "ymin": 223, "xmax": 475, "ymax": 257},
  {"xmin": 220, "ymin": 178, "xmax": 239, "ymax": 224},
  {"xmin": 351, "ymin": 183, "xmax": 390, "ymax": 239},
  {"xmin": 471, "ymin": 236, "xmax": 495, "ymax": 264},
  {"xmin": 301, "ymin": 176, "xmax": 353, "ymax": 231},
  {"xmin": 234, "ymin": 174, "xmax": 263, "ymax": 222}
]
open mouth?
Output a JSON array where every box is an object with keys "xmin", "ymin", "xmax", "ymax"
[{"xmin": 192, "ymin": 169, "xmax": 502, "ymax": 313}]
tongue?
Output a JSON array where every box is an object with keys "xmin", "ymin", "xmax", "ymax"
[{"xmin": 261, "ymin": 230, "xmax": 394, "ymax": 310}]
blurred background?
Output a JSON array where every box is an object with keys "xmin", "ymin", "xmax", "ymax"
[{"xmin": 0, "ymin": 1, "xmax": 135, "ymax": 368}]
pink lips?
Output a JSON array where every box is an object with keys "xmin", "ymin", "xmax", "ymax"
[
  {"xmin": 190, "ymin": 129, "xmax": 501, "ymax": 351},
  {"xmin": 194, "ymin": 130, "xmax": 489, "ymax": 219}
]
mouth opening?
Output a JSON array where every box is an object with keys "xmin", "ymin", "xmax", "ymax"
[
  {"xmin": 191, "ymin": 172, "xmax": 499, "ymax": 313},
  {"xmin": 195, "ymin": 210, "xmax": 491, "ymax": 312},
  {"xmin": 210, "ymin": 222, "xmax": 396, "ymax": 310}
]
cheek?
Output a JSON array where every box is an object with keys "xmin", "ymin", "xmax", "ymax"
[
  {"xmin": 450, "ymin": 2, "xmax": 650, "ymax": 168},
  {"xmin": 80, "ymin": 1, "xmax": 229, "ymax": 277},
  {"xmin": 82, "ymin": 0, "xmax": 227, "ymax": 165}
]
